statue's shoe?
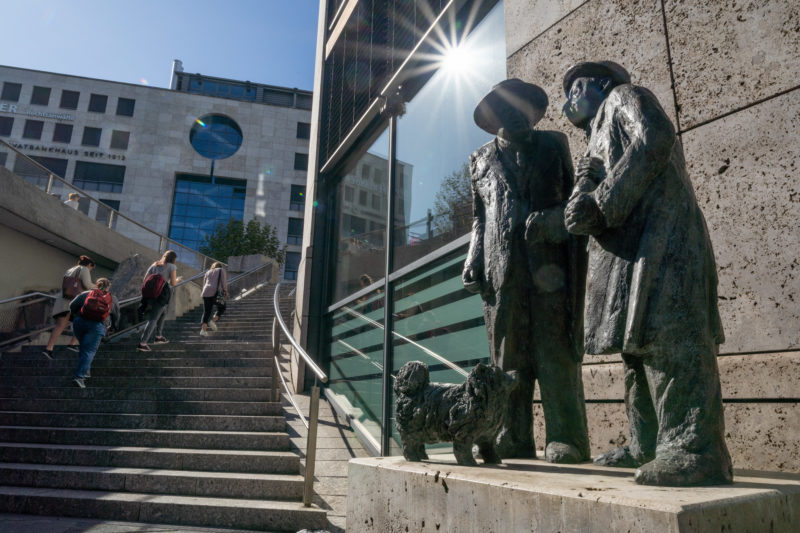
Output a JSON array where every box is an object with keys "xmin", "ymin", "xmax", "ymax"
[
  {"xmin": 495, "ymin": 428, "xmax": 536, "ymax": 459},
  {"xmin": 545, "ymin": 442, "xmax": 589, "ymax": 464},
  {"xmin": 593, "ymin": 446, "xmax": 643, "ymax": 468},
  {"xmin": 634, "ymin": 451, "xmax": 734, "ymax": 486}
]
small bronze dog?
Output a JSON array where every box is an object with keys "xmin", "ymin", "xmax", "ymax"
[{"xmin": 394, "ymin": 361, "xmax": 518, "ymax": 466}]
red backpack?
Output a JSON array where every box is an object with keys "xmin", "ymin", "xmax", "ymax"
[
  {"xmin": 141, "ymin": 273, "xmax": 166, "ymax": 300},
  {"xmin": 62, "ymin": 267, "xmax": 82, "ymax": 299},
  {"xmin": 80, "ymin": 289, "xmax": 112, "ymax": 322}
]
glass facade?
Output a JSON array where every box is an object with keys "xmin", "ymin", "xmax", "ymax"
[
  {"xmin": 168, "ymin": 173, "xmax": 246, "ymax": 252},
  {"xmin": 73, "ymin": 161, "xmax": 125, "ymax": 193},
  {"xmin": 189, "ymin": 114, "xmax": 243, "ymax": 160},
  {"xmin": 319, "ymin": 1, "xmax": 505, "ymax": 455}
]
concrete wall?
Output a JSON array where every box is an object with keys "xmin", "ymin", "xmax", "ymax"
[{"xmin": 506, "ymin": 0, "xmax": 800, "ymax": 473}]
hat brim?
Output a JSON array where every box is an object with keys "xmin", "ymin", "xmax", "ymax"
[
  {"xmin": 562, "ymin": 61, "xmax": 631, "ymax": 96},
  {"xmin": 473, "ymin": 81, "xmax": 548, "ymax": 134}
]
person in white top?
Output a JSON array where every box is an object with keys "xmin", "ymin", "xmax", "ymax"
[
  {"xmin": 199, "ymin": 262, "xmax": 228, "ymax": 336},
  {"xmin": 43, "ymin": 255, "xmax": 95, "ymax": 359},
  {"xmin": 64, "ymin": 192, "xmax": 80, "ymax": 210}
]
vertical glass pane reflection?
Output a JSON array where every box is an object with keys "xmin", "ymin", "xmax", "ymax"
[
  {"xmin": 327, "ymin": 287, "xmax": 386, "ymax": 449},
  {"xmin": 387, "ymin": 248, "xmax": 489, "ymax": 455},
  {"xmin": 393, "ymin": 4, "xmax": 506, "ymax": 269},
  {"xmin": 330, "ymin": 128, "xmax": 390, "ymax": 302}
]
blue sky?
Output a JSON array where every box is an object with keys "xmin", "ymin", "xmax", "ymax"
[{"xmin": 0, "ymin": 0, "xmax": 318, "ymax": 90}]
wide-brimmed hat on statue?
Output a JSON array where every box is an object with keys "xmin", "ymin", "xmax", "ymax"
[
  {"xmin": 473, "ymin": 78, "xmax": 548, "ymax": 134},
  {"xmin": 562, "ymin": 61, "xmax": 631, "ymax": 96}
]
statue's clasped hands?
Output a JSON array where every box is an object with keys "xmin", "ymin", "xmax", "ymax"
[{"xmin": 565, "ymin": 157, "xmax": 606, "ymax": 235}]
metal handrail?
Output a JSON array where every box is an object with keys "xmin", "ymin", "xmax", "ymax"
[
  {"xmin": 0, "ymin": 138, "xmax": 224, "ymax": 269},
  {"xmin": 0, "ymin": 292, "xmax": 59, "ymax": 306},
  {"xmin": 271, "ymin": 281, "xmax": 327, "ymax": 507}
]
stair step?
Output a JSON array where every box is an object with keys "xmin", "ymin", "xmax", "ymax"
[
  {"xmin": 0, "ymin": 443, "xmax": 299, "ymax": 473},
  {"xmin": 0, "ymin": 387, "xmax": 271, "ymax": 402},
  {"xmin": 0, "ymin": 463, "xmax": 304, "ymax": 499},
  {"xmin": 0, "ymin": 486, "xmax": 326, "ymax": 532},
  {"xmin": 0, "ymin": 376, "xmax": 273, "ymax": 388},
  {"xmin": 0, "ymin": 398, "xmax": 282, "ymax": 416},
  {"xmin": 0, "ymin": 426, "xmax": 290, "ymax": 450},
  {"xmin": 0, "ymin": 411, "xmax": 285, "ymax": 431},
  {"xmin": 1, "ymin": 357, "xmax": 273, "ymax": 368}
]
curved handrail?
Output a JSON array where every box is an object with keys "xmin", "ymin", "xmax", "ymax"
[
  {"xmin": 0, "ymin": 138, "xmax": 224, "ymax": 268},
  {"xmin": 272, "ymin": 282, "xmax": 328, "ymax": 383},
  {"xmin": 0, "ymin": 292, "xmax": 59, "ymax": 306}
]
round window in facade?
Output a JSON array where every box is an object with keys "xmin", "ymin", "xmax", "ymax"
[{"xmin": 189, "ymin": 114, "xmax": 243, "ymax": 160}]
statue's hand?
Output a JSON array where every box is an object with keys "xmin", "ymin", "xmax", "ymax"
[
  {"xmin": 565, "ymin": 193, "xmax": 605, "ymax": 235},
  {"xmin": 462, "ymin": 263, "xmax": 484, "ymax": 294},
  {"xmin": 576, "ymin": 156, "xmax": 605, "ymax": 184}
]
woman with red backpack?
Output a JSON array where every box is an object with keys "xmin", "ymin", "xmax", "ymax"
[
  {"xmin": 69, "ymin": 278, "xmax": 119, "ymax": 388},
  {"xmin": 43, "ymin": 255, "xmax": 95, "ymax": 359},
  {"xmin": 137, "ymin": 250, "xmax": 182, "ymax": 352}
]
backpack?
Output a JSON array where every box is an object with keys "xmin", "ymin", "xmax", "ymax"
[
  {"xmin": 62, "ymin": 267, "xmax": 82, "ymax": 299},
  {"xmin": 141, "ymin": 272, "xmax": 167, "ymax": 300},
  {"xmin": 80, "ymin": 289, "xmax": 112, "ymax": 322}
]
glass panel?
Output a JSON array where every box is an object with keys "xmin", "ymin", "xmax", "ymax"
[
  {"xmin": 326, "ymin": 286, "xmax": 386, "ymax": 447},
  {"xmin": 330, "ymin": 128, "xmax": 389, "ymax": 303},
  {"xmin": 387, "ymin": 247, "xmax": 489, "ymax": 455},
  {"xmin": 393, "ymin": 3, "xmax": 506, "ymax": 269}
]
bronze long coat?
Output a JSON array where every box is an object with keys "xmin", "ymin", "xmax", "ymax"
[
  {"xmin": 581, "ymin": 84, "xmax": 725, "ymax": 355},
  {"xmin": 465, "ymin": 131, "xmax": 586, "ymax": 366}
]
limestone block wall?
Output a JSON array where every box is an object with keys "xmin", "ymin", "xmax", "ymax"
[{"xmin": 506, "ymin": 0, "xmax": 800, "ymax": 472}]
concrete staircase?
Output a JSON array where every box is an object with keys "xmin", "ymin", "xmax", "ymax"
[{"xmin": 0, "ymin": 285, "xmax": 327, "ymax": 532}]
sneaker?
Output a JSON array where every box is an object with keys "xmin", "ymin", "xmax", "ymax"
[
  {"xmin": 199, "ymin": 329, "xmax": 209, "ymax": 337},
  {"xmin": 66, "ymin": 345, "xmax": 79, "ymax": 353},
  {"xmin": 84, "ymin": 371, "xmax": 91, "ymax": 378},
  {"xmin": 136, "ymin": 343, "xmax": 152, "ymax": 352},
  {"xmin": 73, "ymin": 378, "xmax": 86, "ymax": 388},
  {"xmin": 208, "ymin": 321, "xmax": 218, "ymax": 332},
  {"xmin": 41, "ymin": 349, "xmax": 54, "ymax": 360},
  {"xmin": 153, "ymin": 336, "xmax": 169, "ymax": 344}
]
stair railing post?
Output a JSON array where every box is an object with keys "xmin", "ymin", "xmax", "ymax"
[
  {"xmin": 46, "ymin": 173, "xmax": 54, "ymax": 194},
  {"xmin": 271, "ymin": 317, "xmax": 280, "ymax": 403},
  {"xmin": 303, "ymin": 380, "xmax": 321, "ymax": 507},
  {"xmin": 107, "ymin": 210, "xmax": 115, "ymax": 229}
]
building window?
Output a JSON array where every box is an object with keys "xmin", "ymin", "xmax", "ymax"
[
  {"xmin": 73, "ymin": 160, "xmax": 125, "ymax": 193},
  {"xmin": 52, "ymin": 123, "xmax": 73, "ymax": 143},
  {"xmin": 1, "ymin": 82, "xmax": 21, "ymax": 102},
  {"xmin": 358, "ymin": 190, "xmax": 367, "ymax": 206},
  {"xmin": 110, "ymin": 130, "xmax": 130, "ymax": 150},
  {"xmin": 88, "ymin": 93, "xmax": 107, "ymax": 113},
  {"xmin": 169, "ymin": 174, "xmax": 246, "ymax": 252},
  {"xmin": 82, "ymin": 127, "xmax": 102, "ymax": 147},
  {"xmin": 0, "ymin": 116, "xmax": 13, "ymax": 137},
  {"xmin": 361, "ymin": 165, "xmax": 370, "ymax": 180},
  {"xmin": 22, "ymin": 120, "xmax": 44, "ymax": 140},
  {"xmin": 187, "ymin": 77, "xmax": 257, "ymax": 101},
  {"xmin": 284, "ymin": 252, "xmax": 301, "ymax": 280},
  {"xmin": 13, "ymin": 156, "xmax": 68, "ymax": 188},
  {"xmin": 290, "ymin": 185, "xmax": 305, "ymax": 211},
  {"xmin": 344, "ymin": 185, "xmax": 354, "ymax": 202},
  {"xmin": 0, "ymin": 152, "xmax": 7, "ymax": 167},
  {"xmin": 95, "ymin": 198, "xmax": 120, "ymax": 227},
  {"xmin": 294, "ymin": 152, "xmax": 308, "ymax": 171},
  {"xmin": 60, "ymin": 90, "xmax": 80, "ymax": 110},
  {"xmin": 371, "ymin": 194, "xmax": 381, "ymax": 211},
  {"xmin": 189, "ymin": 114, "xmax": 243, "ymax": 160},
  {"xmin": 287, "ymin": 217, "xmax": 303, "ymax": 245},
  {"xmin": 297, "ymin": 122, "xmax": 311, "ymax": 139},
  {"xmin": 30, "ymin": 86, "xmax": 51, "ymax": 106},
  {"xmin": 116, "ymin": 97, "xmax": 135, "ymax": 117}
]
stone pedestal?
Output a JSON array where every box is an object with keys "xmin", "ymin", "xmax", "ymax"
[{"xmin": 347, "ymin": 455, "xmax": 799, "ymax": 532}]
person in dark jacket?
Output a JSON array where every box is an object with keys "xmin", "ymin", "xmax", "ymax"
[
  {"xmin": 562, "ymin": 61, "xmax": 732, "ymax": 485},
  {"xmin": 69, "ymin": 278, "xmax": 119, "ymax": 388}
]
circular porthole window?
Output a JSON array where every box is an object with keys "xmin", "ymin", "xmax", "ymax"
[{"xmin": 189, "ymin": 114, "xmax": 243, "ymax": 160}]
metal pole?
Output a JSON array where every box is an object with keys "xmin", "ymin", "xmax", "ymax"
[
  {"xmin": 271, "ymin": 318, "xmax": 280, "ymax": 403},
  {"xmin": 46, "ymin": 174, "xmax": 54, "ymax": 194},
  {"xmin": 380, "ymin": 114, "xmax": 398, "ymax": 456},
  {"xmin": 158, "ymin": 236, "xmax": 165, "ymax": 253},
  {"xmin": 303, "ymin": 381, "xmax": 321, "ymax": 507},
  {"xmin": 107, "ymin": 211, "xmax": 115, "ymax": 229}
]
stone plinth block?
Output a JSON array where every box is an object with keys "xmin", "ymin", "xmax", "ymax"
[{"xmin": 347, "ymin": 455, "xmax": 800, "ymax": 533}]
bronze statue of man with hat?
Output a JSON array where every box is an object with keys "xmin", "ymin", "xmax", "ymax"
[
  {"xmin": 463, "ymin": 78, "xmax": 590, "ymax": 463},
  {"xmin": 562, "ymin": 61, "xmax": 733, "ymax": 485}
]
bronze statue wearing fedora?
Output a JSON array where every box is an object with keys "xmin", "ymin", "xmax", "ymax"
[
  {"xmin": 563, "ymin": 61, "xmax": 733, "ymax": 485},
  {"xmin": 463, "ymin": 78, "xmax": 590, "ymax": 463}
]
